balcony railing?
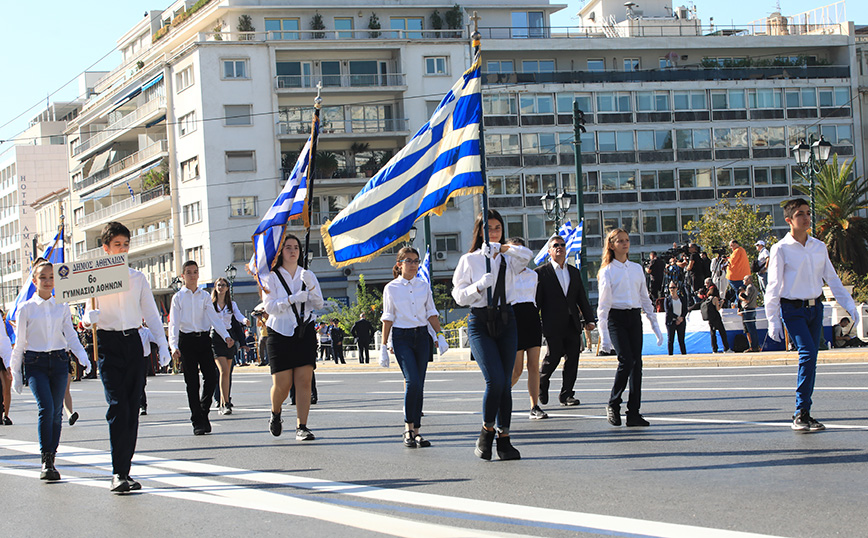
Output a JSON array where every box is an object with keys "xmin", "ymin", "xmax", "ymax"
[
  {"xmin": 207, "ymin": 28, "xmax": 466, "ymax": 42},
  {"xmin": 277, "ymin": 118, "xmax": 408, "ymax": 135},
  {"xmin": 0, "ymin": 263, "xmax": 20, "ymax": 277},
  {"xmin": 78, "ymin": 184, "xmax": 170, "ymax": 227},
  {"xmin": 72, "ymin": 98, "xmax": 166, "ymax": 157},
  {"xmin": 276, "ymin": 73, "xmax": 406, "ymax": 89},
  {"xmin": 475, "ymin": 22, "xmax": 844, "ymax": 39},
  {"xmin": 74, "ymin": 140, "xmax": 168, "ymax": 193},
  {"xmin": 77, "ymin": 227, "xmax": 173, "ymax": 261}
]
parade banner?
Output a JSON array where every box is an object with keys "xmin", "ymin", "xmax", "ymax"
[{"xmin": 54, "ymin": 253, "xmax": 129, "ymax": 301}]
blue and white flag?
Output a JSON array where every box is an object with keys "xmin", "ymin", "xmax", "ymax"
[
  {"xmin": 416, "ymin": 247, "xmax": 431, "ymax": 286},
  {"xmin": 321, "ymin": 53, "xmax": 484, "ymax": 267},
  {"xmin": 8, "ymin": 225, "xmax": 64, "ymax": 322},
  {"xmin": 533, "ymin": 220, "xmax": 574, "ymax": 266},
  {"xmin": 567, "ymin": 219, "xmax": 583, "ymax": 267},
  {"xmin": 126, "ymin": 181, "xmax": 136, "ymax": 199},
  {"xmin": 248, "ymin": 117, "xmax": 319, "ymax": 283}
]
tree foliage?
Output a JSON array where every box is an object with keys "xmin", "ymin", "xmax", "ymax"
[
  {"xmin": 684, "ymin": 192, "xmax": 776, "ymax": 262},
  {"xmin": 319, "ymin": 274, "xmax": 382, "ymax": 332},
  {"xmin": 796, "ymin": 155, "xmax": 868, "ymax": 274}
]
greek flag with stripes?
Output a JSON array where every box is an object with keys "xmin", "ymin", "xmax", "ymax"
[
  {"xmin": 534, "ymin": 220, "xmax": 575, "ymax": 266},
  {"xmin": 8, "ymin": 225, "xmax": 64, "ymax": 323},
  {"xmin": 416, "ymin": 247, "xmax": 431, "ymax": 285},
  {"xmin": 321, "ymin": 54, "xmax": 484, "ymax": 267}
]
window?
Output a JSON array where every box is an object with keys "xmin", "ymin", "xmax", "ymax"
[
  {"xmin": 224, "ymin": 105, "xmax": 252, "ymax": 126},
  {"xmin": 643, "ymin": 209, "xmax": 678, "ymax": 233},
  {"xmin": 180, "ymin": 156, "xmax": 199, "ymax": 181},
  {"xmin": 178, "ymin": 111, "xmax": 197, "ymax": 137},
  {"xmin": 265, "ymin": 18, "xmax": 300, "ymax": 40},
  {"xmin": 818, "ymin": 87, "xmax": 850, "ymax": 107},
  {"xmin": 637, "ymin": 130, "xmax": 673, "ymax": 151},
  {"xmin": 557, "ymin": 133, "xmax": 574, "ymax": 154},
  {"xmin": 511, "ymin": 11, "xmax": 545, "ymax": 38},
  {"xmin": 520, "ymin": 93, "xmax": 554, "ymax": 115},
  {"xmin": 713, "ymin": 128, "xmax": 748, "ymax": 148},
  {"xmin": 390, "ymin": 17, "xmax": 423, "ymax": 38},
  {"xmin": 601, "ymin": 171, "xmax": 636, "ymax": 191},
  {"xmin": 425, "ymin": 56, "xmax": 448, "ymax": 76},
  {"xmin": 675, "ymin": 129, "xmax": 711, "ymax": 149},
  {"xmin": 679, "ymin": 169, "xmax": 713, "ymax": 188},
  {"xmin": 640, "ymin": 170, "xmax": 675, "ymax": 190},
  {"xmin": 710, "ymin": 90, "xmax": 745, "ymax": 110},
  {"xmin": 557, "ymin": 92, "xmax": 593, "ymax": 114},
  {"xmin": 232, "ymin": 241, "xmax": 255, "ymax": 263},
  {"xmin": 486, "ymin": 60, "xmax": 514, "ymax": 73},
  {"xmin": 229, "ymin": 196, "xmax": 257, "ymax": 217},
  {"xmin": 523, "ymin": 174, "xmax": 557, "ymax": 195},
  {"xmin": 176, "ymin": 66, "xmax": 194, "ymax": 92},
  {"xmin": 748, "ymin": 89, "xmax": 782, "ymax": 109},
  {"xmin": 488, "ymin": 175, "xmax": 521, "ymax": 196},
  {"xmin": 623, "ymin": 58, "xmax": 640, "ymax": 71},
  {"xmin": 673, "ymin": 91, "xmax": 707, "ymax": 111},
  {"xmin": 597, "ymin": 131, "xmax": 634, "ymax": 152},
  {"xmin": 521, "ymin": 60, "xmax": 555, "ymax": 72},
  {"xmin": 753, "ymin": 167, "xmax": 788, "ymax": 186},
  {"xmin": 587, "ymin": 59, "xmax": 605, "ymax": 72},
  {"xmin": 521, "ymin": 133, "xmax": 557, "ymax": 155},
  {"xmin": 750, "ymin": 127, "xmax": 785, "ymax": 147},
  {"xmin": 226, "ymin": 151, "xmax": 255, "ymax": 172},
  {"xmin": 503, "ymin": 215, "xmax": 524, "ymax": 239},
  {"xmin": 334, "ymin": 17, "xmax": 354, "ymax": 38},
  {"xmin": 484, "ymin": 134, "xmax": 520, "ymax": 154},
  {"xmin": 73, "ymin": 207, "xmax": 84, "ymax": 224},
  {"xmin": 603, "ymin": 211, "xmax": 639, "ymax": 234},
  {"xmin": 636, "ymin": 92, "xmax": 669, "ymax": 112},
  {"xmin": 435, "ymin": 234, "xmax": 460, "ymax": 252},
  {"xmin": 680, "ymin": 208, "xmax": 699, "ymax": 230},
  {"xmin": 183, "ymin": 202, "xmax": 202, "ymax": 225},
  {"xmin": 659, "ymin": 57, "xmax": 672, "ymax": 69},
  {"xmin": 75, "ymin": 241, "xmax": 85, "ymax": 255},
  {"xmin": 483, "ymin": 94, "xmax": 517, "ymax": 115},
  {"xmin": 222, "ymin": 59, "xmax": 249, "ymax": 79},
  {"xmin": 788, "ymin": 124, "xmax": 820, "ymax": 146},
  {"xmin": 276, "ymin": 61, "xmax": 312, "ymax": 88},
  {"xmin": 820, "ymin": 124, "xmax": 853, "ymax": 145},
  {"xmin": 184, "ymin": 246, "xmax": 205, "ymax": 266},
  {"xmin": 596, "ymin": 92, "xmax": 631, "ymax": 113},
  {"xmin": 716, "ymin": 167, "xmax": 750, "ymax": 187},
  {"xmin": 785, "ymin": 88, "xmax": 817, "ymax": 108}
]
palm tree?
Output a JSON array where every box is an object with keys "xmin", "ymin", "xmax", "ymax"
[{"xmin": 797, "ymin": 155, "xmax": 868, "ymax": 272}]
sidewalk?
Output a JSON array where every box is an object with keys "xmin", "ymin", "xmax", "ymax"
[{"xmin": 235, "ymin": 347, "xmax": 868, "ymax": 373}]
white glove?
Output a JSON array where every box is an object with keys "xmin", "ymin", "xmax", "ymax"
[
  {"xmin": 12, "ymin": 370, "xmax": 23, "ymax": 394},
  {"xmin": 301, "ymin": 270, "xmax": 315, "ymax": 288},
  {"xmin": 85, "ymin": 309, "xmax": 100, "ymax": 326},
  {"xmin": 437, "ymin": 333, "xmax": 449, "ymax": 355},
  {"xmin": 289, "ymin": 291, "xmax": 309, "ymax": 305},
  {"xmin": 483, "ymin": 242, "xmax": 502, "ymax": 259},
  {"xmin": 767, "ymin": 320, "xmax": 785, "ymax": 342},
  {"xmin": 849, "ymin": 309, "xmax": 861, "ymax": 330},
  {"xmin": 158, "ymin": 346, "xmax": 171, "ymax": 367},
  {"xmin": 379, "ymin": 345, "xmax": 390, "ymax": 368},
  {"xmin": 78, "ymin": 356, "xmax": 92, "ymax": 375},
  {"xmin": 474, "ymin": 273, "xmax": 495, "ymax": 293},
  {"xmin": 655, "ymin": 331, "xmax": 664, "ymax": 348}
]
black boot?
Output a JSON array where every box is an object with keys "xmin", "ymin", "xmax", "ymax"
[
  {"xmin": 41, "ymin": 452, "xmax": 61, "ymax": 481},
  {"xmin": 40, "ymin": 453, "xmax": 51, "ymax": 480},
  {"xmin": 495, "ymin": 436, "xmax": 521, "ymax": 461},
  {"xmin": 474, "ymin": 428, "xmax": 495, "ymax": 460}
]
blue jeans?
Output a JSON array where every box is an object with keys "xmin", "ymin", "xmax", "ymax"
[
  {"xmin": 781, "ymin": 303, "xmax": 823, "ymax": 413},
  {"xmin": 24, "ymin": 350, "xmax": 70, "ymax": 453},
  {"xmin": 742, "ymin": 309, "xmax": 758, "ymax": 350},
  {"xmin": 468, "ymin": 307, "xmax": 517, "ymax": 432},
  {"xmin": 393, "ymin": 327, "xmax": 430, "ymax": 428}
]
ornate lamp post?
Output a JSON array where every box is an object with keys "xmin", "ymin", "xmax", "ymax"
[
  {"xmin": 791, "ymin": 135, "xmax": 832, "ymax": 234},
  {"xmin": 225, "ymin": 264, "xmax": 237, "ymax": 301},
  {"xmin": 406, "ymin": 225, "xmax": 417, "ymax": 246},
  {"xmin": 540, "ymin": 188, "xmax": 573, "ymax": 229}
]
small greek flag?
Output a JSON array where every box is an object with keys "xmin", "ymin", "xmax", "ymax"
[
  {"xmin": 416, "ymin": 247, "xmax": 431, "ymax": 286},
  {"xmin": 126, "ymin": 181, "xmax": 135, "ymax": 199},
  {"xmin": 567, "ymin": 219, "xmax": 583, "ymax": 267},
  {"xmin": 8, "ymin": 225, "xmax": 65, "ymax": 322},
  {"xmin": 534, "ymin": 220, "xmax": 574, "ymax": 266}
]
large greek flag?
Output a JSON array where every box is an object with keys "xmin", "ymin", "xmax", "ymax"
[
  {"xmin": 248, "ymin": 119, "xmax": 318, "ymax": 282},
  {"xmin": 8, "ymin": 225, "xmax": 64, "ymax": 322},
  {"xmin": 321, "ymin": 54, "xmax": 484, "ymax": 267}
]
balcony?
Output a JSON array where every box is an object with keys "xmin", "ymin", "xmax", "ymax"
[
  {"xmin": 146, "ymin": 270, "xmax": 175, "ymax": 290},
  {"xmin": 276, "ymin": 73, "xmax": 406, "ymax": 90},
  {"xmin": 277, "ymin": 118, "xmax": 408, "ymax": 136},
  {"xmin": 0, "ymin": 263, "xmax": 20, "ymax": 277},
  {"xmin": 207, "ymin": 28, "xmax": 466, "ymax": 42},
  {"xmin": 78, "ymin": 184, "xmax": 170, "ymax": 228},
  {"xmin": 475, "ymin": 22, "xmax": 844, "ymax": 39},
  {"xmin": 77, "ymin": 227, "xmax": 173, "ymax": 260},
  {"xmin": 72, "ymin": 98, "xmax": 166, "ymax": 157},
  {"xmin": 74, "ymin": 140, "xmax": 168, "ymax": 193}
]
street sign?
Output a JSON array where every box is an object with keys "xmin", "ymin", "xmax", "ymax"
[{"xmin": 54, "ymin": 254, "xmax": 130, "ymax": 302}]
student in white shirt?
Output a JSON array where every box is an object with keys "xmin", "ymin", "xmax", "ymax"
[
  {"xmin": 505, "ymin": 237, "xmax": 546, "ymax": 420},
  {"xmin": 169, "ymin": 260, "xmax": 233, "ymax": 436},
  {"xmin": 764, "ymin": 198, "xmax": 859, "ymax": 432},
  {"xmin": 211, "ymin": 277, "xmax": 247, "ymax": 415},
  {"xmin": 381, "ymin": 247, "xmax": 447, "ymax": 448},
  {"xmin": 597, "ymin": 228, "xmax": 663, "ymax": 427},
  {"xmin": 9, "ymin": 259, "xmax": 90, "ymax": 481},
  {"xmin": 84, "ymin": 221, "xmax": 170, "ymax": 494},
  {"xmin": 261, "ymin": 233, "xmax": 324, "ymax": 441},
  {"xmin": 452, "ymin": 210, "xmax": 532, "ymax": 461}
]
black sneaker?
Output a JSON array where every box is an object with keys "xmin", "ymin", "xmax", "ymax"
[
  {"xmin": 296, "ymin": 426, "xmax": 315, "ymax": 441},
  {"xmin": 626, "ymin": 414, "xmax": 650, "ymax": 427},
  {"xmin": 269, "ymin": 414, "xmax": 283, "ymax": 437},
  {"xmin": 560, "ymin": 397, "xmax": 580, "ymax": 407},
  {"xmin": 68, "ymin": 412, "xmax": 79, "ymax": 426},
  {"xmin": 126, "ymin": 476, "xmax": 142, "ymax": 491},
  {"xmin": 793, "ymin": 410, "xmax": 824, "ymax": 432},
  {"xmin": 606, "ymin": 405, "xmax": 621, "ymax": 426},
  {"xmin": 529, "ymin": 406, "xmax": 549, "ymax": 420}
]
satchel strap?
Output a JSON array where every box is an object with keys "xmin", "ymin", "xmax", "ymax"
[{"xmin": 274, "ymin": 269, "xmax": 305, "ymax": 328}]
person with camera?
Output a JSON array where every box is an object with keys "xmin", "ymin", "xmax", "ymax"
[
  {"xmin": 685, "ymin": 244, "xmax": 708, "ymax": 296},
  {"xmin": 644, "ymin": 251, "xmax": 666, "ymax": 300}
]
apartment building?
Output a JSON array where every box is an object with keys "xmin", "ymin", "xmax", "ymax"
[{"xmin": 64, "ymin": 0, "xmax": 863, "ymax": 308}]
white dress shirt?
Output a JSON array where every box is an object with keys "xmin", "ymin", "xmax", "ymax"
[
  {"xmin": 214, "ymin": 300, "xmax": 247, "ymax": 331},
  {"xmin": 552, "ymin": 260, "xmax": 570, "ymax": 296},
  {"xmin": 9, "ymin": 296, "xmax": 89, "ymax": 373},
  {"xmin": 84, "ymin": 268, "xmax": 169, "ymax": 354},
  {"xmin": 764, "ymin": 233, "xmax": 857, "ymax": 332},
  {"xmin": 452, "ymin": 245, "xmax": 533, "ymax": 308},
  {"xmin": 262, "ymin": 266, "xmax": 325, "ymax": 338},
  {"xmin": 597, "ymin": 259, "xmax": 662, "ymax": 349},
  {"xmin": 168, "ymin": 286, "xmax": 229, "ymax": 351},
  {"xmin": 382, "ymin": 276, "xmax": 439, "ymax": 329},
  {"xmin": 507, "ymin": 267, "xmax": 538, "ymax": 306}
]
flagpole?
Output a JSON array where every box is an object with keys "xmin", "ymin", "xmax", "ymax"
[
  {"xmin": 470, "ymin": 12, "xmax": 493, "ymax": 306},
  {"xmin": 303, "ymin": 82, "xmax": 322, "ymax": 272}
]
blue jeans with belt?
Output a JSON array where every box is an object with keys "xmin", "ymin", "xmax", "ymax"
[
  {"xmin": 781, "ymin": 302, "xmax": 823, "ymax": 413},
  {"xmin": 742, "ymin": 309, "xmax": 758, "ymax": 350},
  {"xmin": 392, "ymin": 326, "xmax": 430, "ymax": 428},
  {"xmin": 468, "ymin": 306, "xmax": 517, "ymax": 432},
  {"xmin": 24, "ymin": 350, "xmax": 70, "ymax": 453}
]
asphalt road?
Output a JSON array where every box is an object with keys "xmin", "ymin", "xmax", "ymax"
[{"xmin": 1, "ymin": 362, "xmax": 867, "ymax": 537}]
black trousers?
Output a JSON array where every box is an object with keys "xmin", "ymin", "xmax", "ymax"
[
  {"xmin": 357, "ymin": 341, "xmax": 370, "ymax": 364},
  {"xmin": 179, "ymin": 332, "xmax": 217, "ymax": 425},
  {"xmin": 667, "ymin": 322, "xmax": 687, "ymax": 355},
  {"xmin": 332, "ymin": 344, "xmax": 345, "ymax": 364},
  {"xmin": 708, "ymin": 315, "xmax": 729, "ymax": 352},
  {"xmin": 97, "ymin": 329, "xmax": 146, "ymax": 476},
  {"xmin": 539, "ymin": 317, "xmax": 583, "ymax": 403},
  {"xmin": 608, "ymin": 308, "xmax": 644, "ymax": 415}
]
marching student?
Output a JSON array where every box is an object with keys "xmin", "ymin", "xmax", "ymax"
[
  {"xmin": 452, "ymin": 210, "xmax": 532, "ymax": 461},
  {"xmin": 765, "ymin": 198, "xmax": 860, "ymax": 432},
  {"xmin": 598, "ymin": 228, "xmax": 663, "ymax": 427},
  {"xmin": 505, "ymin": 237, "xmax": 547, "ymax": 420},
  {"xmin": 84, "ymin": 221, "xmax": 170, "ymax": 493},
  {"xmin": 0, "ymin": 311, "xmax": 12, "ymax": 425},
  {"xmin": 380, "ymin": 247, "xmax": 447, "ymax": 448},
  {"xmin": 168, "ymin": 261, "xmax": 233, "ymax": 435},
  {"xmin": 10, "ymin": 259, "xmax": 90, "ymax": 481},
  {"xmin": 261, "ymin": 233, "xmax": 324, "ymax": 441},
  {"xmin": 211, "ymin": 277, "xmax": 246, "ymax": 415}
]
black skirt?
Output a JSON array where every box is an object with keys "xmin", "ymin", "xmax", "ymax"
[
  {"xmin": 211, "ymin": 329, "xmax": 237, "ymax": 359},
  {"xmin": 266, "ymin": 322, "xmax": 317, "ymax": 374},
  {"xmin": 513, "ymin": 302, "xmax": 542, "ymax": 351}
]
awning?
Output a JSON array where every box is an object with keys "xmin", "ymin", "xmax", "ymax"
[
  {"xmin": 105, "ymin": 84, "xmax": 143, "ymax": 116},
  {"xmin": 80, "ymin": 183, "xmax": 113, "ymax": 201},
  {"xmin": 145, "ymin": 114, "xmax": 166, "ymax": 128},
  {"xmin": 141, "ymin": 73, "xmax": 164, "ymax": 92},
  {"xmin": 90, "ymin": 150, "xmax": 112, "ymax": 173},
  {"xmin": 138, "ymin": 160, "xmax": 162, "ymax": 176}
]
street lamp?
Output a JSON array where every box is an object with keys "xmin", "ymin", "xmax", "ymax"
[
  {"xmin": 225, "ymin": 264, "xmax": 237, "ymax": 301},
  {"xmin": 791, "ymin": 134, "xmax": 832, "ymax": 233},
  {"xmin": 540, "ymin": 188, "xmax": 573, "ymax": 228},
  {"xmin": 406, "ymin": 226, "xmax": 417, "ymax": 245}
]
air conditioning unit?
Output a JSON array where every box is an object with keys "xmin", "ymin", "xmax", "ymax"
[{"xmin": 434, "ymin": 251, "xmax": 447, "ymax": 261}]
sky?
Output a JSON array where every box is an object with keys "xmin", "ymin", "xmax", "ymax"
[{"xmin": 1, "ymin": 0, "xmax": 865, "ymax": 154}]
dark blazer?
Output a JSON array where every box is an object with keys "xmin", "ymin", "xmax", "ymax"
[
  {"xmin": 535, "ymin": 262, "xmax": 595, "ymax": 337},
  {"xmin": 351, "ymin": 319, "xmax": 374, "ymax": 344},
  {"xmin": 329, "ymin": 326, "xmax": 345, "ymax": 346},
  {"xmin": 664, "ymin": 293, "xmax": 689, "ymax": 326}
]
